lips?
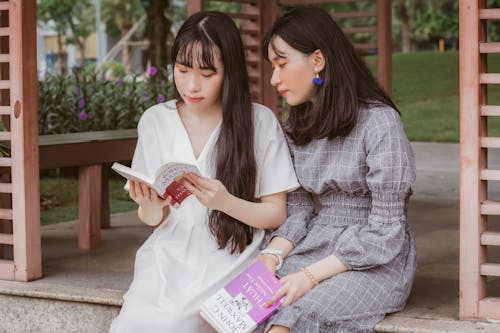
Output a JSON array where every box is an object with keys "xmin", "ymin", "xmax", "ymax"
[
  {"xmin": 278, "ymin": 90, "xmax": 288, "ymax": 96},
  {"xmin": 185, "ymin": 96, "xmax": 203, "ymax": 103}
]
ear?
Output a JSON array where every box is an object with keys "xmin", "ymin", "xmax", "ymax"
[{"xmin": 312, "ymin": 49, "xmax": 326, "ymax": 71}]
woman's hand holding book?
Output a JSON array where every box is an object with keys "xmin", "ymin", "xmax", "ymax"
[{"xmin": 129, "ymin": 180, "xmax": 172, "ymax": 227}]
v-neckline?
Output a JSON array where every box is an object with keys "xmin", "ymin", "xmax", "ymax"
[{"xmin": 171, "ymin": 104, "xmax": 221, "ymax": 162}]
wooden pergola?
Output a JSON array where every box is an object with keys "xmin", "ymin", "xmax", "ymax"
[{"xmin": 0, "ymin": 0, "xmax": 497, "ymax": 322}]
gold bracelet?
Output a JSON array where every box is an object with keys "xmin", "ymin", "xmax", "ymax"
[{"xmin": 300, "ymin": 267, "xmax": 319, "ymax": 286}]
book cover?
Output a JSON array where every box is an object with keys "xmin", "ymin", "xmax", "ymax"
[
  {"xmin": 200, "ymin": 260, "xmax": 282, "ymax": 333},
  {"xmin": 111, "ymin": 162, "xmax": 200, "ymax": 206}
]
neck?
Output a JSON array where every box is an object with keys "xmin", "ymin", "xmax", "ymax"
[{"xmin": 178, "ymin": 100, "xmax": 223, "ymax": 121}]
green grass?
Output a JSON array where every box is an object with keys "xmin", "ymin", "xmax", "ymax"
[
  {"xmin": 41, "ymin": 51, "xmax": 500, "ymax": 224},
  {"xmin": 393, "ymin": 51, "xmax": 500, "ymax": 142},
  {"xmin": 40, "ymin": 177, "xmax": 137, "ymax": 225}
]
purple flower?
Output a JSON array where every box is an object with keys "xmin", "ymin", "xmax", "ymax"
[
  {"xmin": 149, "ymin": 66, "xmax": 157, "ymax": 76},
  {"xmin": 75, "ymin": 87, "xmax": 81, "ymax": 96},
  {"xmin": 157, "ymin": 94, "xmax": 165, "ymax": 103},
  {"xmin": 117, "ymin": 78, "xmax": 123, "ymax": 87},
  {"xmin": 142, "ymin": 91, "xmax": 149, "ymax": 100},
  {"xmin": 101, "ymin": 73, "xmax": 107, "ymax": 81},
  {"xmin": 78, "ymin": 98, "xmax": 85, "ymax": 108},
  {"xmin": 79, "ymin": 111, "xmax": 88, "ymax": 121}
]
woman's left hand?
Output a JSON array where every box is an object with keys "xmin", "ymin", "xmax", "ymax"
[
  {"xmin": 264, "ymin": 270, "xmax": 316, "ymax": 307},
  {"xmin": 182, "ymin": 173, "xmax": 231, "ymax": 211}
]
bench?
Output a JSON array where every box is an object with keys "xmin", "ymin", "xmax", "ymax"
[{"xmin": 38, "ymin": 129, "xmax": 137, "ymax": 250}]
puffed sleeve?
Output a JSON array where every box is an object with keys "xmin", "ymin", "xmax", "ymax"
[
  {"xmin": 332, "ymin": 107, "xmax": 416, "ymax": 270},
  {"xmin": 270, "ymin": 186, "xmax": 316, "ymax": 246},
  {"xmin": 253, "ymin": 104, "xmax": 299, "ymax": 198}
]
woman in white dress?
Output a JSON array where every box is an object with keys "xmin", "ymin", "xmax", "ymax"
[{"xmin": 109, "ymin": 11, "xmax": 299, "ymax": 333}]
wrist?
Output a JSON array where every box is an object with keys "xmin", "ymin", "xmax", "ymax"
[{"xmin": 260, "ymin": 248, "xmax": 283, "ymax": 270}]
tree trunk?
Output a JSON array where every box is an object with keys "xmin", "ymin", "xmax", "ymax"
[
  {"xmin": 144, "ymin": 0, "xmax": 171, "ymax": 75},
  {"xmin": 78, "ymin": 39, "xmax": 86, "ymax": 67},
  {"xmin": 397, "ymin": 0, "xmax": 411, "ymax": 53},
  {"xmin": 57, "ymin": 34, "xmax": 67, "ymax": 75}
]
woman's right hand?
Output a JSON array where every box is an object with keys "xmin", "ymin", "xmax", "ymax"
[{"xmin": 129, "ymin": 180, "xmax": 172, "ymax": 227}]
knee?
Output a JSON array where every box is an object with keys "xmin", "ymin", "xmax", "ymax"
[{"xmin": 266, "ymin": 325, "xmax": 290, "ymax": 333}]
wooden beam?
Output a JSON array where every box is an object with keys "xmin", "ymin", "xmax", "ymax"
[
  {"xmin": 187, "ymin": 0, "xmax": 204, "ymax": 16},
  {"xmin": 459, "ymin": 0, "xmax": 488, "ymax": 320},
  {"xmin": 9, "ymin": 0, "xmax": 42, "ymax": 281}
]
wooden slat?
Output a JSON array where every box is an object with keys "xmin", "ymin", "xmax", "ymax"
[
  {"xmin": 0, "ymin": 54, "xmax": 9, "ymax": 63},
  {"xmin": 480, "ymin": 73, "xmax": 500, "ymax": 84},
  {"xmin": 353, "ymin": 43, "xmax": 377, "ymax": 50},
  {"xmin": 227, "ymin": 12, "xmax": 259, "ymax": 21},
  {"xmin": 0, "ymin": 27, "xmax": 9, "ymax": 37},
  {"xmin": 0, "ymin": 80, "xmax": 10, "ymax": 89},
  {"xmin": 0, "ymin": 131, "xmax": 10, "ymax": 140},
  {"xmin": 0, "ymin": 182, "xmax": 12, "ymax": 193},
  {"xmin": 0, "ymin": 233, "xmax": 13, "ymax": 245},
  {"xmin": 480, "ymin": 137, "xmax": 500, "ymax": 148},
  {"xmin": 481, "ymin": 231, "xmax": 500, "ymax": 246},
  {"xmin": 333, "ymin": 11, "xmax": 376, "ymax": 19},
  {"xmin": 0, "ymin": 260, "xmax": 14, "ymax": 280},
  {"xmin": 0, "ymin": 106, "xmax": 10, "ymax": 115},
  {"xmin": 364, "ymin": 58, "xmax": 377, "ymax": 65},
  {"xmin": 0, "ymin": 157, "xmax": 11, "ymax": 167},
  {"xmin": 0, "ymin": 2, "xmax": 9, "ymax": 11},
  {"xmin": 480, "ymin": 105, "xmax": 500, "ymax": 116},
  {"xmin": 479, "ymin": 297, "xmax": 500, "ymax": 320},
  {"xmin": 480, "ymin": 169, "xmax": 500, "ymax": 180},
  {"xmin": 480, "ymin": 8, "xmax": 500, "ymax": 20},
  {"xmin": 213, "ymin": 0, "xmax": 257, "ymax": 3},
  {"xmin": 480, "ymin": 42, "xmax": 500, "ymax": 53},
  {"xmin": 0, "ymin": 208, "xmax": 12, "ymax": 220},
  {"xmin": 480, "ymin": 263, "xmax": 500, "ymax": 276},
  {"xmin": 343, "ymin": 26, "xmax": 377, "ymax": 34},
  {"xmin": 481, "ymin": 200, "xmax": 500, "ymax": 214},
  {"xmin": 282, "ymin": 0, "xmax": 373, "ymax": 3}
]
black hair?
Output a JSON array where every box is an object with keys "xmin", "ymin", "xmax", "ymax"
[
  {"xmin": 172, "ymin": 11, "xmax": 256, "ymax": 254},
  {"xmin": 263, "ymin": 6, "xmax": 398, "ymax": 145}
]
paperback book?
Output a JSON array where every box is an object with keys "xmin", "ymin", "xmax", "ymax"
[
  {"xmin": 111, "ymin": 162, "xmax": 200, "ymax": 206},
  {"xmin": 200, "ymin": 260, "xmax": 283, "ymax": 333}
]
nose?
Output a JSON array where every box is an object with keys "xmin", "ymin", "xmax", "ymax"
[
  {"xmin": 186, "ymin": 73, "xmax": 201, "ymax": 92},
  {"xmin": 270, "ymin": 68, "xmax": 280, "ymax": 87}
]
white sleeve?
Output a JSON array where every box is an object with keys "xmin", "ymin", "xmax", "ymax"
[{"xmin": 254, "ymin": 106, "xmax": 299, "ymax": 198}]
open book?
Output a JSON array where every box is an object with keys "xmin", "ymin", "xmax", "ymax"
[
  {"xmin": 200, "ymin": 260, "xmax": 283, "ymax": 333},
  {"xmin": 111, "ymin": 162, "xmax": 200, "ymax": 206}
]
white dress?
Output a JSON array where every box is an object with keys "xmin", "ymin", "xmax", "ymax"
[{"xmin": 110, "ymin": 100, "xmax": 299, "ymax": 333}]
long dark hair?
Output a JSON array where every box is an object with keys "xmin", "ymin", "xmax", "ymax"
[
  {"xmin": 172, "ymin": 11, "xmax": 256, "ymax": 254},
  {"xmin": 263, "ymin": 6, "xmax": 398, "ymax": 145}
]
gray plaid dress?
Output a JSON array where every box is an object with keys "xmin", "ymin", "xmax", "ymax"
[{"xmin": 256, "ymin": 105, "xmax": 417, "ymax": 333}]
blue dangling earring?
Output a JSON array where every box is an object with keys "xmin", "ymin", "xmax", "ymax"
[{"xmin": 312, "ymin": 68, "xmax": 323, "ymax": 86}]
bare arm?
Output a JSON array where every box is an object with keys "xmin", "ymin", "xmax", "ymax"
[
  {"xmin": 130, "ymin": 180, "xmax": 172, "ymax": 227},
  {"xmin": 182, "ymin": 173, "xmax": 288, "ymax": 229}
]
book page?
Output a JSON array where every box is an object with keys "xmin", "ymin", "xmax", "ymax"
[
  {"xmin": 152, "ymin": 162, "xmax": 200, "ymax": 205},
  {"xmin": 111, "ymin": 162, "xmax": 154, "ymax": 187}
]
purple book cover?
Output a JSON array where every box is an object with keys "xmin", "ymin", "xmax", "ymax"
[
  {"xmin": 200, "ymin": 260, "xmax": 283, "ymax": 332},
  {"xmin": 224, "ymin": 260, "xmax": 282, "ymax": 324}
]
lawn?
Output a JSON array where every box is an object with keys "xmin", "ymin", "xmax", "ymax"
[
  {"xmin": 394, "ymin": 50, "xmax": 500, "ymax": 142},
  {"xmin": 41, "ymin": 51, "xmax": 496, "ymax": 224}
]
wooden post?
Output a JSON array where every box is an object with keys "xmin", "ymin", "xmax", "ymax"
[
  {"xmin": 101, "ymin": 166, "xmax": 110, "ymax": 229},
  {"xmin": 459, "ymin": 0, "xmax": 487, "ymax": 319},
  {"xmin": 187, "ymin": 0, "xmax": 204, "ymax": 16},
  {"xmin": 376, "ymin": 0, "xmax": 391, "ymax": 95},
  {"xmin": 78, "ymin": 165, "xmax": 102, "ymax": 250},
  {"xmin": 9, "ymin": 0, "xmax": 42, "ymax": 281}
]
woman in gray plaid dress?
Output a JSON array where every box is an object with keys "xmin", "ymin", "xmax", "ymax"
[{"xmin": 255, "ymin": 7, "xmax": 416, "ymax": 333}]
